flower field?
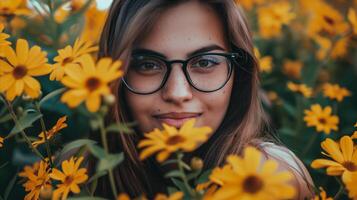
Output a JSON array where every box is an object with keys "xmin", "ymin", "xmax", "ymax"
[{"xmin": 0, "ymin": 0, "xmax": 357, "ymax": 199}]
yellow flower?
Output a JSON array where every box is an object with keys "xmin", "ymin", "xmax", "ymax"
[
  {"xmin": 313, "ymin": 35, "xmax": 331, "ymax": 60},
  {"xmin": 311, "ymin": 136, "xmax": 357, "ymax": 176},
  {"xmin": 322, "ymin": 83, "xmax": 351, "ymax": 102},
  {"xmin": 283, "ymin": 60, "xmax": 303, "ymax": 79},
  {"xmin": 257, "ymin": 2, "xmax": 296, "ymax": 39},
  {"xmin": 154, "ymin": 192, "xmax": 184, "ymax": 200},
  {"xmin": 32, "ymin": 116, "xmax": 68, "ymax": 147},
  {"xmin": 0, "ymin": 23, "xmax": 10, "ymax": 46},
  {"xmin": 254, "ymin": 48, "xmax": 272, "ymax": 73},
  {"xmin": 60, "ymin": 54, "xmax": 123, "ymax": 112},
  {"xmin": 0, "ymin": 136, "xmax": 4, "ymax": 147},
  {"xmin": 287, "ymin": 82, "xmax": 312, "ymax": 98},
  {"xmin": 312, "ymin": 187, "xmax": 333, "ymax": 200},
  {"xmin": 138, "ymin": 118, "xmax": 212, "ymax": 162},
  {"xmin": 0, "ymin": 39, "xmax": 51, "ymax": 101},
  {"xmin": 50, "ymin": 38, "xmax": 98, "ymax": 81},
  {"xmin": 342, "ymin": 172, "xmax": 357, "ymax": 200},
  {"xmin": 207, "ymin": 146, "xmax": 295, "ymax": 200},
  {"xmin": 117, "ymin": 193, "xmax": 131, "ymax": 200},
  {"xmin": 348, "ymin": 8, "xmax": 357, "ymax": 35},
  {"xmin": 303, "ymin": 104, "xmax": 339, "ymax": 134},
  {"xmin": 0, "ymin": 0, "xmax": 31, "ymax": 16},
  {"xmin": 353, "ymin": 122, "xmax": 357, "ymax": 139},
  {"xmin": 80, "ymin": 5, "xmax": 107, "ymax": 44},
  {"xmin": 306, "ymin": 1, "xmax": 349, "ymax": 37},
  {"xmin": 19, "ymin": 160, "xmax": 51, "ymax": 200},
  {"xmin": 49, "ymin": 157, "xmax": 88, "ymax": 200},
  {"xmin": 234, "ymin": 0, "xmax": 265, "ymax": 11}
]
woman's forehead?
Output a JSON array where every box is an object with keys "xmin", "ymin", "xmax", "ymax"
[{"xmin": 135, "ymin": 1, "xmax": 228, "ymax": 59}]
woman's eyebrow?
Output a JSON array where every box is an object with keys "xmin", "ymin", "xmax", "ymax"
[{"xmin": 132, "ymin": 44, "xmax": 226, "ymax": 59}]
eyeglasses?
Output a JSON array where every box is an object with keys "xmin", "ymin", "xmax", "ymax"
[{"xmin": 122, "ymin": 48, "xmax": 251, "ymax": 95}]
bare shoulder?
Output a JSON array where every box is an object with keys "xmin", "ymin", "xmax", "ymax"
[{"xmin": 258, "ymin": 142, "xmax": 315, "ymax": 200}]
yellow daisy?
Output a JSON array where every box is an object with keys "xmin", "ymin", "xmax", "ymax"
[
  {"xmin": 254, "ymin": 48, "xmax": 273, "ymax": 73},
  {"xmin": 283, "ymin": 60, "xmax": 303, "ymax": 79},
  {"xmin": 312, "ymin": 187, "xmax": 333, "ymax": 200},
  {"xmin": 0, "ymin": 0, "xmax": 31, "ymax": 16},
  {"xmin": 49, "ymin": 157, "xmax": 88, "ymax": 200},
  {"xmin": 117, "ymin": 193, "xmax": 131, "ymax": 200},
  {"xmin": 32, "ymin": 116, "xmax": 68, "ymax": 147},
  {"xmin": 0, "ymin": 23, "xmax": 10, "ymax": 46},
  {"xmin": 322, "ymin": 83, "xmax": 351, "ymax": 102},
  {"xmin": 257, "ymin": 2, "xmax": 296, "ymax": 39},
  {"xmin": 138, "ymin": 118, "xmax": 212, "ymax": 162},
  {"xmin": 353, "ymin": 122, "xmax": 357, "ymax": 139},
  {"xmin": 311, "ymin": 136, "xmax": 357, "ymax": 176},
  {"xmin": 0, "ymin": 39, "xmax": 51, "ymax": 101},
  {"xmin": 348, "ymin": 8, "xmax": 357, "ymax": 35},
  {"xmin": 80, "ymin": 5, "xmax": 108, "ymax": 44},
  {"xmin": 0, "ymin": 136, "xmax": 4, "ymax": 147},
  {"xmin": 60, "ymin": 54, "xmax": 123, "ymax": 112},
  {"xmin": 50, "ymin": 38, "xmax": 98, "ymax": 81},
  {"xmin": 206, "ymin": 146, "xmax": 295, "ymax": 200},
  {"xmin": 234, "ymin": 0, "xmax": 265, "ymax": 11},
  {"xmin": 154, "ymin": 192, "xmax": 184, "ymax": 200},
  {"xmin": 342, "ymin": 172, "xmax": 357, "ymax": 200},
  {"xmin": 303, "ymin": 104, "xmax": 339, "ymax": 134},
  {"xmin": 19, "ymin": 160, "xmax": 51, "ymax": 200},
  {"xmin": 306, "ymin": 1, "xmax": 349, "ymax": 37},
  {"xmin": 287, "ymin": 82, "xmax": 312, "ymax": 98}
]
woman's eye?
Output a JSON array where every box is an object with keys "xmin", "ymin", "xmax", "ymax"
[
  {"xmin": 191, "ymin": 58, "xmax": 220, "ymax": 69},
  {"xmin": 131, "ymin": 59, "xmax": 164, "ymax": 74}
]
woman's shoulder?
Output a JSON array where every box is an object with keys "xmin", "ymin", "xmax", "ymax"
[{"xmin": 257, "ymin": 141, "xmax": 315, "ymax": 200}]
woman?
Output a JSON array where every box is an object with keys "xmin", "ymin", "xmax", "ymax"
[{"xmin": 92, "ymin": 0, "xmax": 314, "ymax": 199}]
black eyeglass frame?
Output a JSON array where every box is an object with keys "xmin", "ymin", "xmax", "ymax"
[{"xmin": 122, "ymin": 47, "xmax": 252, "ymax": 95}]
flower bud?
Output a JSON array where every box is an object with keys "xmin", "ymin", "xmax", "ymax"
[
  {"xmin": 104, "ymin": 94, "xmax": 116, "ymax": 106},
  {"xmin": 190, "ymin": 157, "xmax": 203, "ymax": 170}
]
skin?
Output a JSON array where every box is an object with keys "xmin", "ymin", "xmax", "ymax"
[{"xmin": 124, "ymin": 1, "xmax": 233, "ymax": 135}]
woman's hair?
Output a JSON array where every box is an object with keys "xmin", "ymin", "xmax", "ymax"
[{"xmin": 94, "ymin": 0, "xmax": 272, "ymax": 198}]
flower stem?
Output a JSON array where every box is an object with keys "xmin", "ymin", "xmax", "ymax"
[
  {"xmin": 301, "ymin": 132, "xmax": 319, "ymax": 157},
  {"xmin": 35, "ymin": 101, "xmax": 53, "ymax": 168},
  {"xmin": 98, "ymin": 116, "xmax": 118, "ymax": 198},
  {"xmin": 3, "ymin": 97, "xmax": 45, "ymax": 160},
  {"xmin": 176, "ymin": 152, "xmax": 195, "ymax": 198}
]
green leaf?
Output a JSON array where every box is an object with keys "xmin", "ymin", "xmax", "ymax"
[
  {"xmin": 87, "ymin": 171, "xmax": 108, "ymax": 184},
  {"xmin": 60, "ymin": 139, "xmax": 97, "ymax": 157},
  {"xmin": 88, "ymin": 145, "xmax": 106, "ymax": 159},
  {"xmin": 171, "ymin": 178, "xmax": 190, "ymax": 195},
  {"xmin": 162, "ymin": 159, "xmax": 178, "ymax": 166},
  {"xmin": 165, "ymin": 170, "xmax": 184, "ymax": 178},
  {"xmin": 97, "ymin": 153, "xmax": 124, "ymax": 172},
  {"xmin": 106, "ymin": 122, "xmax": 136, "ymax": 134},
  {"xmin": 0, "ymin": 113, "xmax": 11, "ymax": 123},
  {"xmin": 195, "ymin": 169, "xmax": 212, "ymax": 184},
  {"xmin": 180, "ymin": 161, "xmax": 192, "ymax": 171},
  {"xmin": 278, "ymin": 128, "xmax": 295, "ymax": 136},
  {"xmin": 6, "ymin": 111, "xmax": 42, "ymax": 139},
  {"xmin": 187, "ymin": 170, "xmax": 202, "ymax": 181},
  {"xmin": 167, "ymin": 186, "xmax": 179, "ymax": 194},
  {"xmin": 39, "ymin": 88, "xmax": 65, "ymax": 107}
]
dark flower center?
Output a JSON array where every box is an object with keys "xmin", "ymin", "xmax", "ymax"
[
  {"xmin": 62, "ymin": 57, "xmax": 74, "ymax": 65},
  {"xmin": 318, "ymin": 117, "xmax": 327, "ymax": 125},
  {"xmin": 242, "ymin": 175, "xmax": 264, "ymax": 194},
  {"xmin": 64, "ymin": 176, "xmax": 74, "ymax": 186},
  {"xmin": 85, "ymin": 77, "xmax": 101, "ymax": 91},
  {"xmin": 166, "ymin": 135, "xmax": 185, "ymax": 145},
  {"xmin": 12, "ymin": 66, "xmax": 27, "ymax": 79},
  {"xmin": 323, "ymin": 16, "xmax": 335, "ymax": 25},
  {"xmin": 343, "ymin": 161, "xmax": 357, "ymax": 172}
]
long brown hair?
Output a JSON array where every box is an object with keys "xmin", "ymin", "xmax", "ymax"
[{"xmin": 94, "ymin": 0, "xmax": 271, "ymax": 198}]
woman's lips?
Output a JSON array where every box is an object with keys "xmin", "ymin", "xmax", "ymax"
[{"xmin": 153, "ymin": 112, "xmax": 202, "ymax": 128}]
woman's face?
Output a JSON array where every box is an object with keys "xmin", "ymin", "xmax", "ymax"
[{"xmin": 124, "ymin": 1, "xmax": 234, "ymax": 135}]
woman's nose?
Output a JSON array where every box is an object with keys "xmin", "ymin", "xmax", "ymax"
[{"xmin": 161, "ymin": 64, "xmax": 193, "ymax": 104}]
